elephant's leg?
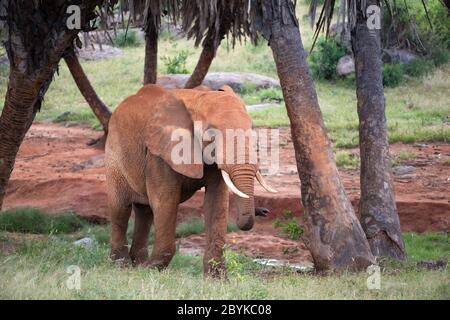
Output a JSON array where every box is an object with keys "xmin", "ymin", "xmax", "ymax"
[
  {"xmin": 144, "ymin": 170, "xmax": 181, "ymax": 270},
  {"xmin": 130, "ymin": 203, "xmax": 153, "ymax": 265},
  {"xmin": 203, "ymin": 172, "xmax": 229, "ymax": 278},
  {"xmin": 144, "ymin": 199, "xmax": 179, "ymax": 270},
  {"xmin": 108, "ymin": 171, "xmax": 132, "ymax": 265},
  {"xmin": 109, "ymin": 202, "xmax": 132, "ymax": 265}
]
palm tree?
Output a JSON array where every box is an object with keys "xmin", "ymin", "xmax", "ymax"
[
  {"xmin": 307, "ymin": 0, "xmax": 432, "ymax": 260},
  {"xmin": 176, "ymin": 0, "xmax": 375, "ymax": 270},
  {"xmin": 0, "ymin": 0, "xmax": 106, "ymax": 209},
  {"xmin": 63, "ymin": 47, "xmax": 112, "ymax": 139}
]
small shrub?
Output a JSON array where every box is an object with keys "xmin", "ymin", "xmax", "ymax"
[
  {"xmin": 115, "ymin": 29, "xmax": 142, "ymax": 48},
  {"xmin": 309, "ymin": 38, "xmax": 346, "ymax": 80},
  {"xmin": 402, "ymin": 58, "xmax": 434, "ymax": 78},
  {"xmin": 162, "ymin": 50, "xmax": 190, "ymax": 74},
  {"xmin": 0, "ymin": 208, "xmax": 85, "ymax": 234},
  {"xmin": 273, "ymin": 209, "xmax": 304, "ymax": 241},
  {"xmin": 429, "ymin": 48, "xmax": 449, "ymax": 67},
  {"xmin": 396, "ymin": 150, "xmax": 417, "ymax": 163},
  {"xmin": 258, "ymin": 88, "xmax": 284, "ymax": 103},
  {"xmin": 382, "ymin": 64, "xmax": 404, "ymax": 87}
]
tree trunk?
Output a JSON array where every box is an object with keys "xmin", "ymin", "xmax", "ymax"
[
  {"xmin": 264, "ymin": 0, "xmax": 374, "ymax": 271},
  {"xmin": 352, "ymin": 0, "xmax": 406, "ymax": 260},
  {"xmin": 0, "ymin": 0, "xmax": 86, "ymax": 210},
  {"xmin": 144, "ymin": 16, "xmax": 158, "ymax": 85},
  {"xmin": 64, "ymin": 48, "xmax": 111, "ymax": 134},
  {"xmin": 0, "ymin": 74, "xmax": 40, "ymax": 209},
  {"xmin": 185, "ymin": 39, "xmax": 216, "ymax": 89}
]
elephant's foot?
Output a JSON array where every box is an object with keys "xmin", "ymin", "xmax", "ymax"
[
  {"xmin": 130, "ymin": 247, "xmax": 149, "ymax": 266},
  {"xmin": 143, "ymin": 251, "xmax": 175, "ymax": 271},
  {"xmin": 110, "ymin": 245, "xmax": 131, "ymax": 267},
  {"xmin": 204, "ymin": 258, "xmax": 227, "ymax": 279}
]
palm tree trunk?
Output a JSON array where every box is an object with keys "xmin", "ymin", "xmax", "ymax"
[
  {"xmin": 352, "ymin": 0, "xmax": 406, "ymax": 260},
  {"xmin": 144, "ymin": 16, "xmax": 158, "ymax": 85},
  {"xmin": 64, "ymin": 48, "xmax": 111, "ymax": 134},
  {"xmin": 185, "ymin": 40, "xmax": 216, "ymax": 89},
  {"xmin": 265, "ymin": 0, "xmax": 374, "ymax": 271},
  {"xmin": 0, "ymin": 74, "xmax": 41, "ymax": 209}
]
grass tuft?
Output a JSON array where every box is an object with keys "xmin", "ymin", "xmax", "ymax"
[{"xmin": 0, "ymin": 208, "xmax": 85, "ymax": 234}]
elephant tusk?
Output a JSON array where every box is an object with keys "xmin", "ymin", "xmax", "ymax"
[
  {"xmin": 221, "ymin": 170, "xmax": 250, "ymax": 199},
  {"xmin": 256, "ymin": 171, "xmax": 278, "ymax": 193}
]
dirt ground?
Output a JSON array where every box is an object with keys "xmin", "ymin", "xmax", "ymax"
[{"xmin": 3, "ymin": 123, "xmax": 450, "ymax": 264}]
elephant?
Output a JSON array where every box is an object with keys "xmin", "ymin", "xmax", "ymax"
[{"xmin": 105, "ymin": 84, "xmax": 276, "ymax": 276}]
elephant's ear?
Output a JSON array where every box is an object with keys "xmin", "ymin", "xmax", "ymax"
[{"xmin": 145, "ymin": 96, "xmax": 204, "ymax": 179}]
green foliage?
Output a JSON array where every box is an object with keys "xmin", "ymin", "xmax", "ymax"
[
  {"xmin": 115, "ymin": 30, "xmax": 143, "ymax": 48},
  {"xmin": 429, "ymin": 47, "xmax": 450, "ymax": 67},
  {"xmin": 309, "ymin": 38, "xmax": 346, "ymax": 80},
  {"xmin": 418, "ymin": 1, "xmax": 450, "ymax": 49},
  {"xmin": 335, "ymin": 151, "xmax": 360, "ymax": 169},
  {"xmin": 162, "ymin": 50, "xmax": 190, "ymax": 74},
  {"xmin": 403, "ymin": 58, "xmax": 435, "ymax": 78},
  {"xmin": 175, "ymin": 218, "xmax": 205, "ymax": 238},
  {"xmin": 273, "ymin": 209, "xmax": 304, "ymax": 241},
  {"xmin": 383, "ymin": 64, "xmax": 404, "ymax": 87},
  {"xmin": 0, "ymin": 208, "xmax": 85, "ymax": 234},
  {"xmin": 258, "ymin": 88, "xmax": 284, "ymax": 103}
]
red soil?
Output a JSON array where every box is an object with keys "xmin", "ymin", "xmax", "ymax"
[{"xmin": 3, "ymin": 123, "xmax": 450, "ymax": 263}]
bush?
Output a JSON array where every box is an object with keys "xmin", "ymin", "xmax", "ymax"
[
  {"xmin": 258, "ymin": 88, "xmax": 284, "ymax": 103},
  {"xmin": 0, "ymin": 208, "xmax": 85, "ymax": 234},
  {"xmin": 402, "ymin": 58, "xmax": 434, "ymax": 78},
  {"xmin": 429, "ymin": 47, "xmax": 450, "ymax": 67},
  {"xmin": 309, "ymin": 38, "xmax": 346, "ymax": 80},
  {"xmin": 162, "ymin": 50, "xmax": 190, "ymax": 74},
  {"xmin": 115, "ymin": 30, "xmax": 142, "ymax": 48},
  {"xmin": 273, "ymin": 209, "xmax": 304, "ymax": 241},
  {"xmin": 382, "ymin": 64, "xmax": 404, "ymax": 87}
]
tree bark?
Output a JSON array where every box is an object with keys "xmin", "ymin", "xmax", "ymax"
[
  {"xmin": 264, "ymin": 0, "xmax": 374, "ymax": 271},
  {"xmin": 144, "ymin": 16, "xmax": 158, "ymax": 85},
  {"xmin": 184, "ymin": 40, "xmax": 216, "ymax": 89},
  {"xmin": 64, "ymin": 48, "xmax": 111, "ymax": 134},
  {"xmin": 352, "ymin": 0, "xmax": 406, "ymax": 260}
]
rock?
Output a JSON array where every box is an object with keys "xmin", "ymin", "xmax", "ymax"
[
  {"xmin": 157, "ymin": 72, "xmax": 281, "ymax": 93},
  {"xmin": 73, "ymin": 155, "xmax": 105, "ymax": 171},
  {"xmin": 73, "ymin": 237, "xmax": 96, "ymax": 249},
  {"xmin": 336, "ymin": 55, "xmax": 355, "ymax": 76},
  {"xmin": 253, "ymin": 258, "xmax": 314, "ymax": 272},
  {"xmin": 417, "ymin": 259, "xmax": 447, "ymax": 271},
  {"xmin": 393, "ymin": 165, "xmax": 416, "ymax": 176},
  {"xmin": 81, "ymin": 155, "xmax": 105, "ymax": 169},
  {"xmin": 246, "ymin": 103, "xmax": 274, "ymax": 111},
  {"xmin": 383, "ymin": 49, "xmax": 418, "ymax": 64},
  {"xmin": 55, "ymin": 111, "xmax": 73, "ymax": 122},
  {"xmin": 76, "ymin": 45, "xmax": 123, "ymax": 61}
]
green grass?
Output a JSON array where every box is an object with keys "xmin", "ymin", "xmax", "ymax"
[
  {"xmin": 0, "ymin": 209, "xmax": 448, "ymax": 299},
  {"xmin": 0, "ymin": 208, "xmax": 86, "ymax": 234},
  {"xmin": 0, "ymin": 229, "xmax": 448, "ymax": 299},
  {"xmin": 334, "ymin": 150, "xmax": 360, "ymax": 170}
]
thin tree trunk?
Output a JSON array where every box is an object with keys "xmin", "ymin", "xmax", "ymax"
[
  {"xmin": 264, "ymin": 0, "xmax": 374, "ymax": 271},
  {"xmin": 64, "ymin": 49, "xmax": 111, "ymax": 134},
  {"xmin": 185, "ymin": 40, "xmax": 215, "ymax": 88},
  {"xmin": 144, "ymin": 16, "xmax": 158, "ymax": 85},
  {"xmin": 352, "ymin": 0, "xmax": 406, "ymax": 260}
]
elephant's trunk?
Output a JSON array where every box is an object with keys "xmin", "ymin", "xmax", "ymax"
[{"xmin": 229, "ymin": 166, "xmax": 256, "ymax": 231}]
